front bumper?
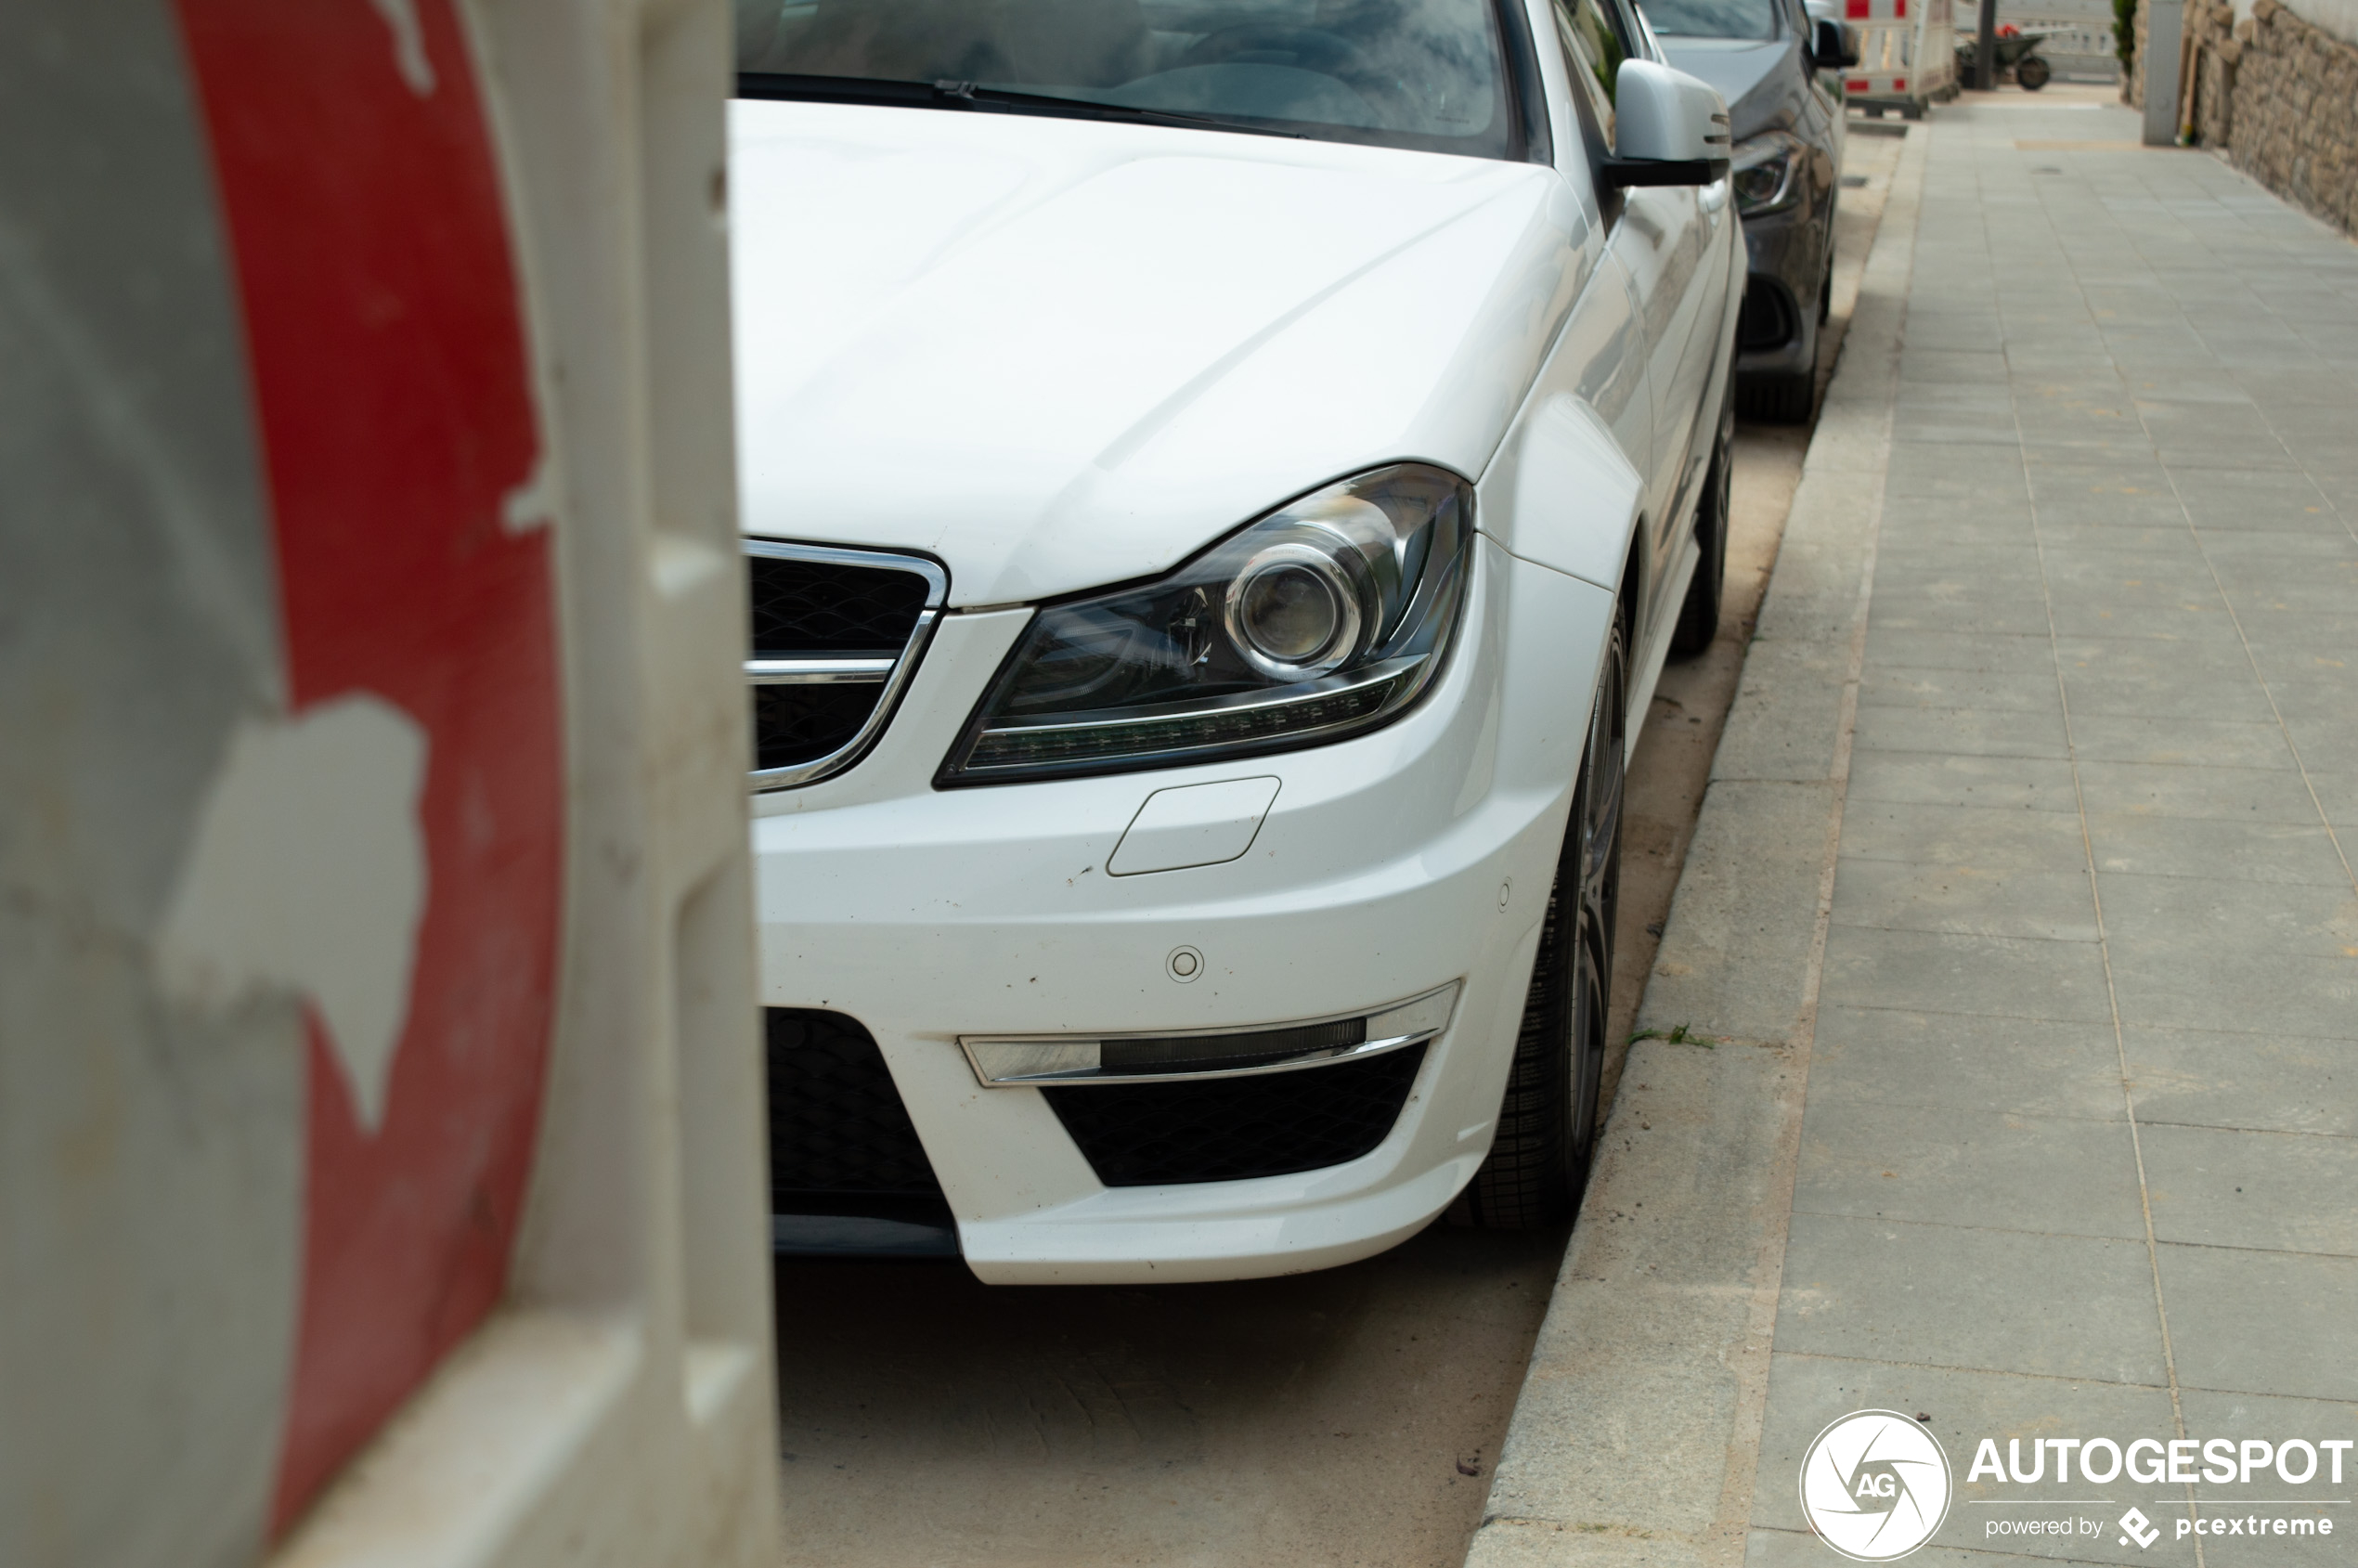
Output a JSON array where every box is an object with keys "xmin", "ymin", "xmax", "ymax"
[
  {"xmin": 1736, "ymin": 195, "xmax": 1829, "ymax": 378},
  {"xmin": 752, "ymin": 536, "xmax": 1614, "ymax": 1283}
]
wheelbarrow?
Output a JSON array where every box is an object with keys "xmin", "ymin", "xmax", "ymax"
[{"xmin": 1955, "ymin": 26, "xmax": 2056, "ymax": 89}]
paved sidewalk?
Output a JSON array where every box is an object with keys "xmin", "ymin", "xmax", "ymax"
[{"xmin": 1474, "ymin": 96, "xmax": 2358, "ymax": 1568}]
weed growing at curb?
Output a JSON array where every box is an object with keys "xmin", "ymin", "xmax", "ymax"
[{"xmin": 1627, "ymin": 1023, "xmax": 1717, "ymax": 1048}]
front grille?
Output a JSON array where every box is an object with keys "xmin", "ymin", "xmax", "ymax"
[
  {"xmin": 1739, "ymin": 279, "xmax": 1797, "ymax": 352},
  {"xmin": 744, "ymin": 541, "xmax": 944, "ymax": 788},
  {"xmin": 1043, "ymin": 1045, "xmax": 1426, "ymax": 1187},
  {"xmin": 765, "ymin": 1008, "xmax": 944, "ymax": 1202}
]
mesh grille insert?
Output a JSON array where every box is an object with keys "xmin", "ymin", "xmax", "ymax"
[
  {"xmin": 1043, "ymin": 1045, "xmax": 1425, "ymax": 1187},
  {"xmin": 753, "ymin": 682, "xmax": 890, "ymax": 772},
  {"xmin": 748, "ymin": 554, "xmax": 928, "ymax": 654},
  {"xmin": 766, "ymin": 1008, "xmax": 944, "ymax": 1203}
]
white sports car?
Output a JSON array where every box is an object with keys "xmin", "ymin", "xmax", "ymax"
[{"xmin": 732, "ymin": 0, "xmax": 1741, "ymax": 1282}]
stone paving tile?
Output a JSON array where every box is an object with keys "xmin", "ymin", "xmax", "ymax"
[
  {"xmin": 2159, "ymin": 447, "xmax": 2308, "ymax": 473},
  {"xmin": 2141, "ymin": 1122, "xmax": 2358, "ymax": 1258},
  {"xmin": 1822, "ymin": 926, "xmax": 2114, "ymax": 1025},
  {"xmin": 2210, "ymin": 571, "xmax": 2358, "ymax": 619},
  {"xmin": 1854, "ymin": 704, "xmax": 2072, "ymax": 761},
  {"xmin": 1795, "ymin": 1100, "xmax": 2144, "ymax": 1240},
  {"xmin": 2157, "ymin": 1245, "xmax": 2358, "ymax": 1402},
  {"xmin": 2096, "ymin": 874, "xmax": 2358, "ymax": 964},
  {"xmin": 1846, "ymin": 750, "xmax": 2081, "ymax": 813},
  {"xmin": 2175, "ymin": 527, "xmax": 2349, "ymax": 560},
  {"xmin": 1862, "ymin": 664, "xmax": 2062, "ymax": 714},
  {"xmin": 2170, "ymin": 468, "xmax": 2343, "ymax": 526},
  {"xmin": 1874, "ymin": 566, "xmax": 2055, "ymax": 607},
  {"xmin": 1862, "ymin": 628, "xmax": 2058, "ymax": 674},
  {"xmin": 2031, "ymin": 525, "xmax": 2208, "ymax": 562},
  {"xmin": 2064, "ymin": 715, "xmax": 2298, "ymax": 771},
  {"xmin": 1904, "ymin": 350, "xmax": 2014, "ymax": 385},
  {"xmin": 2084, "ymin": 814, "xmax": 2352, "ymax": 887},
  {"xmin": 1811, "ymin": 1004, "xmax": 2126, "ymax": 1123},
  {"xmin": 2057, "ymin": 670, "xmax": 2276, "ymax": 724},
  {"xmin": 1840, "ymin": 799, "xmax": 2088, "ymax": 871},
  {"xmin": 2071, "ymin": 759, "xmax": 2327, "ymax": 823},
  {"xmin": 1870, "ymin": 600, "xmax": 2060, "ymax": 639},
  {"xmin": 1774, "ymin": 1216, "xmax": 2170, "ymax": 1387},
  {"xmin": 1876, "ymin": 537, "xmax": 2052, "ymax": 572},
  {"xmin": 2126, "ymin": 1024, "xmax": 2358, "ymax": 1137},
  {"xmin": 2018, "ymin": 457, "xmax": 2173, "ymax": 490},
  {"xmin": 2104, "ymin": 940, "xmax": 2358, "ymax": 1043},
  {"xmin": 2023, "ymin": 494, "xmax": 2196, "ymax": 529},
  {"xmin": 1881, "ymin": 512, "xmax": 2045, "ymax": 548},
  {"xmin": 1833, "ymin": 858, "xmax": 2100, "ymax": 944},
  {"xmin": 2043, "ymin": 591, "xmax": 2241, "ymax": 644}
]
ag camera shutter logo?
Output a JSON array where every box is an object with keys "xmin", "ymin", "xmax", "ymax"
[{"xmin": 1800, "ymin": 1410, "xmax": 1953, "ymax": 1561}]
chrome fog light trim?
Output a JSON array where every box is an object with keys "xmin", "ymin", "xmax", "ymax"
[{"xmin": 961, "ymin": 981, "xmax": 1459, "ymax": 1087}]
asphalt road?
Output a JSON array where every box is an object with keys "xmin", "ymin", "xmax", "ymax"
[{"xmin": 770, "ymin": 125, "xmax": 1908, "ymax": 1568}]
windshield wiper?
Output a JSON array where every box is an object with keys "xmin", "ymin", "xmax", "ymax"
[{"xmin": 734, "ymin": 72, "xmax": 1304, "ymax": 139}]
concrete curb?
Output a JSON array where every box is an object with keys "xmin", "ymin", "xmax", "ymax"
[{"xmin": 1463, "ymin": 127, "xmax": 1932, "ymax": 1568}]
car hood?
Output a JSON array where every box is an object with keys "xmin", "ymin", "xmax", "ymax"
[
  {"xmin": 1655, "ymin": 39, "xmax": 1796, "ymax": 138},
  {"xmin": 730, "ymin": 101, "xmax": 1582, "ymax": 607}
]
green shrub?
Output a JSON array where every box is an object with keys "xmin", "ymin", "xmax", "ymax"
[{"xmin": 2113, "ymin": 0, "xmax": 2137, "ymax": 68}]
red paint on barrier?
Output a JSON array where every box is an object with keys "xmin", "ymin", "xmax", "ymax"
[{"xmin": 172, "ymin": 0, "xmax": 561, "ymax": 1533}]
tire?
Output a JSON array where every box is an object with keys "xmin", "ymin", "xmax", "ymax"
[
  {"xmin": 1736, "ymin": 369, "xmax": 1813, "ymax": 423},
  {"xmin": 2016, "ymin": 55, "xmax": 2051, "ymax": 89},
  {"xmin": 1451, "ymin": 620, "xmax": 1626, "ymax": 1229},
  {"xmin": 1670, "ymin": 417, "xmax": 1731, "ymax": 658}
]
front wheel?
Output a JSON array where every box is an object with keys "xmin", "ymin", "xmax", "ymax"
[
  {"xmin": 2016, "ymin": 54, "xmax": 2051, "ymax": 89},
  {"xmin": 1451, "ymin": 621, "xmax": 1626, "ymax": 1229}
]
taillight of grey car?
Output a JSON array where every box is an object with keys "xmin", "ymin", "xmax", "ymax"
[{"xmin": 938, "ymin": 463, "xmax": 1472, "ymax": 784}]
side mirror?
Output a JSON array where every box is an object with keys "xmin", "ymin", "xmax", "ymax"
[
  {"xmin": 1811, "ymin": 17, "xmax": 1861, "ymax": 68},
  {"xmin": 1604, "ymin": 59, "xmax": 1732, "ymax": 188}
]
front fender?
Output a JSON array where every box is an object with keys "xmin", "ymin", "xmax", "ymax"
[{"xmin": 1478, "ymin": 386, "xmax": 1647, "ymax": 596}]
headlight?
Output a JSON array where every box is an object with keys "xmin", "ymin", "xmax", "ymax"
[
  {"xmin": 939, "ymin": 463, "xmax": 1472, "ymax": 785},
  {"xmin": 1730, "ymin": 130, "xmax": 1806, "ymax": 214}
]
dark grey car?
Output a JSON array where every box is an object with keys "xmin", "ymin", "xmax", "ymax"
[{"xmin": 1638, "ymin": 0, "xmax": 1852, "ymax": 421}]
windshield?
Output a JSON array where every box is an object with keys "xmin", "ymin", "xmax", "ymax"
[
  {"xmin": 734, "ymin": 0, "xmax": 1515, "ymax": 157},
  {"xmin": 1633, "ymin": 0, "xmax": 1779, "ymax": 39}
]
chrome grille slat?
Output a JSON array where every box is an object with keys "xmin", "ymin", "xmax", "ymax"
[
  {"xmin": 744, "ymin": 538, "xmax": 945, "ymax": 790},
  {"xmin": 746, "ymin": 656, "xmax": 896, "ymax": 686}
]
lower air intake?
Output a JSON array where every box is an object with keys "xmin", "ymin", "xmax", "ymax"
[
  {"xmin": 1739, "ymin": 279, "xmax": 1797, "ymax": 352},
  {"xmin": 765, "ymin": 1008, "xmax": 943, "ymax": 1203},
  {"xmin": 1043, "ymin": 1045, "xmax": 1426, "ymax": 1187}
]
